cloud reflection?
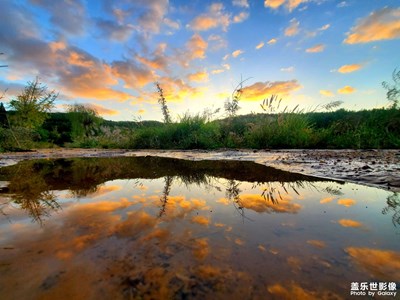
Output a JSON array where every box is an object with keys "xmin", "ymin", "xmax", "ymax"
[{"xmin": 345, "ymin": 247, "xmax": 400, "ymax": 280}]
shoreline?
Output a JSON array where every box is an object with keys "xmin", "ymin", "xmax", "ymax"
[{"xmin": 1, "ymin": 148, "xmax": 399, "ymax": 192}]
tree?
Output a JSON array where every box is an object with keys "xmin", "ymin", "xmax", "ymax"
[
  {"xmin": 155, "ymin": 82, "xmax": 171, "ymax": 123},
  {"xmin": 66, "ymin": 104, "xmax": 102, "ymax": 139},
  {"xmin": 0, "ymin": 102, "xmax": 9, "ymax": 128},
  {"xmin": 9, "ymin": 77, "xmax": 57, "ymax": 129},
  {"xmin": 382, "ymin": 68, "xmax": 400, "ymax": 109}
]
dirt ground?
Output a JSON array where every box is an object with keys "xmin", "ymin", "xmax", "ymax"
[{"xmin": 0, "ymin": 148, "xmax": 399, "ymax": 192}]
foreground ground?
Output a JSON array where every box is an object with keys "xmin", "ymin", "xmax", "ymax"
[{"xmin": 0, "ymin": 148, "xmax": 399, "ymax": 192}]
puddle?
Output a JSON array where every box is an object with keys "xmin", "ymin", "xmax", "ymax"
[{"xmin": 0, "ymin": 157, "xmax": 399, "ymax": 299}]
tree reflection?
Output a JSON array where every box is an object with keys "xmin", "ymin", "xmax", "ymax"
[
  {"xmin": 1, "ymin": 168, "xmax": 60, "ymax": 225},
  {"xmin": 158, "ymin": 176, "xmax": 173, "ymax": 218},
  {"xmin": 0, "ymin": 156, "xmax": 334, "ymax": 224},
  {"xmin": 225, "ymin": 179, "xmax": 251, "ymax": 221},
  {"xmin": 382, "ymin": 192, "xmax": 400, "ymax": 227}
]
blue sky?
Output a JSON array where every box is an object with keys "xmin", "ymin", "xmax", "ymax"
[{"xmin": 0, "ymin": 0, "xmax": 399, "ymax": 121}]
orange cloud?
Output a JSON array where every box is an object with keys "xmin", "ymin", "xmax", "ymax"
[
  {"xmin": 235, "ymin": 238, "xmax": 244, "ymax": 245},
  {"xmin": 338, "ymin": 86, "xmax": 356, "ymax": 94},
  {"xmin": 114, "ymin": 211, "xmax": 157, "ymax": 238},
  {"xmin": 111, "ymin": 60, "xmax": 155, "ymax": 90},
  {"xmin": 320, "ymin": 196, "xmax": 335, "ymax": 203},
  {"xmin": 306, "ymin": 44, "xmax": 325, "ymax": 53},
  {"xmin": 344, "ymin": 8, "xmax": 400, "ymax": 44},
  {"xmin": 138, "ymin": 109, "xmax": 146, "ymax": 114},
  {"xmin": 338, "ymin": 219, "xmax": 364, "ymax": 228},
  {"xmin": 233, "ymin": 12, "xmax": 249, "ymax": 23},
  {"xmin": 189, "ymin": 3, "xmax": 230, "ymax": 32},
  {"xmin": 232, "ymin": 49, "xmax": 244, "ymax": 58},
  {"xmin": 268, "ymin": 282, "xmax": 341, "ymax": 300},
  {"xmin": 135, "ymin": 43, "xmax": 168, "ymax": 72},
  {"xmin": 187, "ymin": 33, "xmax": 208, "ymax": 60},
  {"xmin": 191, "ymin": 215, "xmax": 210, "ymax": 226},
  {"xmin": 188, "ymin": 71, "xmax": 209, "ymax": 82},
  {"xmin": 192, "ymin": 238, "xmax": 210, "ymax": 259},
  {"xmin": 307, "ymin": 240, "xmax": 326, "ymax": 249},
  {"xmin": 236, "ymin": 194, "xmax": 302, "ymax": 213},
  {"xmin": 267, "ymin": 38, "xmax": 277, "ymax": 45},
  {"xmin": 217, "ymin": 198, "xmax": 230, "ymax": 205},
  {"xmin": 241, "ymin": 80, "xmax": 302, "ymax": 101},
  {"xmin": 286, "ymin": 0, "xmax": 308, "ymax": 11},
  {"xmin": 287, "ymin": 256, "xmax": 302, "ymax": 271},
  {"xmin": 285, "ymin": 18, "xmax": 300, "ymax": 36},
  {"xmin": 337, "ymin": 63, "xmax": 363, "ymax": 73},
  {"xmin": 157, "ymin": 76, "xmax": 204, "ymax": 103},
  {"xmin": 264, "ymin": 0, "xmax": 285, "ymax": 9},
  {"xmin": 345, "ymin": 247, "xmax": 400, "ymax": 280},
  {"xmin": 68, "ymin": 51, "xmax": 95, "ymax": 68},
  {"xmin": 256, "ymin": 42, "xmax": 265, "ymax": 50},
  {"xmin": 319, "ymin": 90, "xmax": 334, "ymax": 97},
  {"xmin": 264, "ymin": 0, "xmax": 307, "ymax": 11},
  {"xmin": 190, "ymin": 16, "xmax": 218, "ymax": 31},
  {"xmin": 85, "ymin": 103, "xmax": 119, "ymax": 116},
  {"xmin": 91, "ymin": 185, "xmax": 122, "ymax": 197},
  {"xmin": 134, "ymin": 76, "xmax": 204, "ymax": 105},
  {"xmin": 337, "ymin": 198, "xmax": 356, "ymax": 207},
  {"xmin": 211, "ymin": 69, "xmax": 224, "ymax": 74},
  {"xmin": 59, "ymin": 50, "xmax": 135, "ymax": 102}
]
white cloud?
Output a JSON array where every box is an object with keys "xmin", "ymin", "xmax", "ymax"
[
  {"xmin": 280, "ymin": 66, "xmax": 295, "ymax": 72},
  {"xmin": 233, "ymin": 0, "xmax": 249, "ymax": 8}
]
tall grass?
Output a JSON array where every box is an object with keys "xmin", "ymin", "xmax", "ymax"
[
  {"xmin": 246, "ymin": 95, "xmax": 314, "ymax": 148},
  {"xmin": 129, "ymin": 112, "xmax": 221, "ymax": 149}
]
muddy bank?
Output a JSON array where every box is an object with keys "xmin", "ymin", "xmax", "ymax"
[{"xmin": 0, "ymin": 148, "xmax": 399, "ymax": 192}]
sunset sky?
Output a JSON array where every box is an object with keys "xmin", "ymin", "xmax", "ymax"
[{"xmin": 0, "ymin": 0, "xmax": 399, "ymax": 121}]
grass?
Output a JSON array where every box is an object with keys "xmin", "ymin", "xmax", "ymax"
[{"xmin": 1, "ymin": 105, "xmax": 400, "ymax": 151}]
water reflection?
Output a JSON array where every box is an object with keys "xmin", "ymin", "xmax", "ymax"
[
  {"xmin": 0, "ymin": 157, "xmax": 399, "ymax": 299},
  {"xmin": 0, "ymin": 157, "xmax": 329, "ymax": 224},
  {"xmin": 382, "ymin": 192, "xmax": 400, "ymax": 227}
]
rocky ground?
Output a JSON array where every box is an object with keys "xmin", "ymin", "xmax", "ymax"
[{"xmin": 0, "ymin": 148, "xmax": 399, "ymax": 192}]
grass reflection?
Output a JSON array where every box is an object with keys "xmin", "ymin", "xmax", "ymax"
[
  {"xmin": 382, "ymin": 192, "xmax": 400, "ymax": 227},
  {"xmin": 0, "ymin": 157, "xmax": 330, "ymax": 224}
]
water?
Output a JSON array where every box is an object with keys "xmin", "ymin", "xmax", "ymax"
[{"xmin": 0, "ymin": 157, "xmax": 399, "ymax": 299}]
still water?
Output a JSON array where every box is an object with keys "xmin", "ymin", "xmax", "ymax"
[{"xmin": 0, "ymin": 157, "xmax": 399, "ymax": 299}]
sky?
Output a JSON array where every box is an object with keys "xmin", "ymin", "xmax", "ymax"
[{"xmin": 0, "ymin": 0, "xmax": 399, "ymax": 121}]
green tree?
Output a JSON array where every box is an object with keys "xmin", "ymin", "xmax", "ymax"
[
  {"xmin": 382, "ymin": 68, "xmax": 400, "ymax": 109},
  {"xmin": 66, "ymin": 104, "xmax": 102, "ymax": 139},
  {"xmin": 0, "ymin": 102, "xmax": 9, "ymax": 128},
  {"xmin": 9, "ymin": 77, "xmax": 57, "ymax": 129}
]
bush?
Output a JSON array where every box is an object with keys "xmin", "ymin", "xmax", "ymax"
[{"xmin": 0, "ymin": 127, "xmax": 39, "ymax": 151}]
